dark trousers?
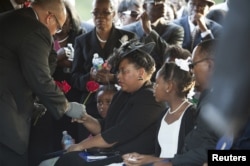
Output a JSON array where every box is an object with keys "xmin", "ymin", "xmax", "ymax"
[
  {"xmin": 54, "ymin": 151, "xmax": 123, "ymax": 166},
  {"xmin": 0, "ymin": 143, "xmax": 28, "ymax": 166}
]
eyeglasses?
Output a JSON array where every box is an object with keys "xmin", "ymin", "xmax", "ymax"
[
  {"xmin": 122, "ymin": 10, "xmax": 140, "ymax": 18},
  {"xmin": 49, "ymin": 12, "xmax": 62, "ymax": 33},
  {"xmin": 188, "ymin": 58, "xmax": 212, "ymax": 69},
  {"xmin": 91, "ymin": 11, "xmax": 113, "ymax": 17}
]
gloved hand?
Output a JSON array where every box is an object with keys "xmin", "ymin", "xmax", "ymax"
[{"xmin": 65, "ymin": 102, "xmax": 86, "ymax": 119}]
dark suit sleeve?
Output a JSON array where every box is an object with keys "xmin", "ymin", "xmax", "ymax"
[
  {"xmin": 162, "ymin": 23, "xmax": 184, "ymax": 47},
  {"xmin": 48, "ymin": 45, "xmax": 57, "ymax": 75},
  {"xmin": 18, "ymin": 27, "xmax": 67, "ymax": 119},
  {"xmin": 202, "ymin": 20, "xmax": 222, "ymax": 41},
  {"xmin": 144, "ymin": 30, "xmax": 170, "ymax": 61},
  {"xmin": 170, "ymin": 116, "xmax": 218, "ymax": 165}
]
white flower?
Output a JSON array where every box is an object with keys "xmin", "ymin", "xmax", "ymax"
[
  {"xmin": 120, "ymin": 35, "xmax": 128, "ymax": 44},
  {"xmin": 175, "ymin": 57, "xmax": 191, "ymax": 72}
]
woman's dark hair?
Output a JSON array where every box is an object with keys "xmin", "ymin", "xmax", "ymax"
[
  {"xmin": 64, "ymin": 0, "xmax": 82, "ymax": 35},
  {"xmin": 121, "ymin": 49, "xmax": 156, "ymax": 76},
  {"xmin": 158, "ymin": 62, "xmax": 194, "ymax": 98}
]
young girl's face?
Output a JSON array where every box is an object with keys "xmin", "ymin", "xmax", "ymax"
[{"xmin": 96, "ymin": 91, "xmax": 114, "ymax": 118}]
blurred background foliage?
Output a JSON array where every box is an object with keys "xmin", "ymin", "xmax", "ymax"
[{"xmin": 74, "ymin": 0, "xmax": 224, "ymax": 21}]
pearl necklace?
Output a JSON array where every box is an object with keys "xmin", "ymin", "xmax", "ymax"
[
  {"xmin": 57, "ymin": 35, "xmax": 69, "ymax": 43},
  {"xmin": 96, "ymin": 32, "xmax": 107, "ymax": 43},
  {"xmin": 168, "ymin": 100, "xmax": 187, "ymax": 114}
]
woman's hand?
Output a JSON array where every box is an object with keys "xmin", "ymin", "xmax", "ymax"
[
  {"xmin": 123, "ymin": 152, "xmax": 160, "ymax": 166},
  {"xmin": 71, "ymin": 113, "xmax": 89, "ymax": 124},
  {"xmin": 123, "ymin": 152, "xmax": 143, "ymax": 166},
  {"xmin": 95, "ymin": 69, "xmax": 115, "ymax": 84},
  {"xmin": 67, "ymin": 143, "xmax": 83, "ymax": 152}
]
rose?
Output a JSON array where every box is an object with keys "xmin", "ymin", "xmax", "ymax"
[
  {"xmin": 120, "ymin": 35, "xmax": 129, "ymax": 44},
  {"xmin": 55, "ymin": 80, "xmax": 71, "ymax": 94},
  {"xmin": 83, "ymin": 81, "xmax": 100, "ymax": 105},
  {"xmin": 24, "ymin": 1, "xmax": 31, "ymax": 8}
]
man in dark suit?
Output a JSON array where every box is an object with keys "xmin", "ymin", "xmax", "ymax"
[
  {"xmin": 173, "ymin": 0, "xmax": 222, "ymax": 53},
  {"xmin": 122, "ymin": 0, "xmax": 184, "ymax": 46},
  {"xmin": 0, "ymin": 0, "xmax": 86, "ymax": 165},
  {"xmin": 200, "ymin": 0, "xmax": 250, "ymax": 150},
  {"xmin": 122, "ymin": 0, "xmax": 184, "ymax": 77}
]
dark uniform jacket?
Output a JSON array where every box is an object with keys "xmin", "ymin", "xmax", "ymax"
[{"xmin": 0, "ymin": 7, "xmax": 67, "ymax": 155}]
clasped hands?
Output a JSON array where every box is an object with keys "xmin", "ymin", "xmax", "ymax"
[
  {"xmin": 90, "ymin": 67, "xmax": 114, "ymax": 84},
  {"xmin": 65, "ymin": 102, "xmax": 87, "ymax": 119}
]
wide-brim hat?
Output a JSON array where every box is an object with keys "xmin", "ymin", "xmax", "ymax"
[
  {"xmin": 107, "ymin": 39, "xmax": 155, "ymax": 71},
  {"xmin": 119, "ymin": 39, "xmax": 155, "ymax": 57}
]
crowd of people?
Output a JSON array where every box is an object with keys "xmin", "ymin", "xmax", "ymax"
[{"xmin": 1, "ymin": 0, "xmax": 249, "ymax": 166}]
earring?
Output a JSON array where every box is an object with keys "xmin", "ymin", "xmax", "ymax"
[
  {"xmin": 138, "ymin": 76, "xmax": 143, "ymax": 81},
  {"xmin": 166, "ymin": 90, "xmax": 169, "ymax": 93}
]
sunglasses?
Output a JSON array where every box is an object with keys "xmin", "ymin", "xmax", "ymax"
[
  {"xmin": 189, "ymin": 58, "xmax": 212, "ymax": 69},
  {"xmin": 91, "ymin": 11, "xmax": 113, "ymax": 17},
  {"xmin": 122, "ymin": 10, "xmax": 140, "ymax": 18}
]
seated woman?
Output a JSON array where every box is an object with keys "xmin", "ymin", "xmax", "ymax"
[
  {"xmin": 54, "ymin": 40, "xmax": 165, "ymax": 166},
  {"xmin": 122, "ymin": 46, "xmax": 197, "ymax": 166}
]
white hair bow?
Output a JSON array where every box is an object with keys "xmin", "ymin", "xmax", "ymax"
[{"xmin": 175, "ymin": 57, "xmax": 191, "ymax": 72}]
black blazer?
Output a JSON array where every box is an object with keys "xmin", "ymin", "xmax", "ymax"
[
  {"xmin": 0, "ymin": 8, "xmax": 67, "ymax": 154},
  {"xmin": 122, "ymin": 20, "xmax": 184, "ymax": 46},
  {"xmin": 101, "ymin": 82, "xmax": 165, "ymax": 154}
]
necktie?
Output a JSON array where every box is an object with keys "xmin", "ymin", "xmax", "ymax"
[{"xmin": 191, "ymin": 27, "xmax": 198, "ymax": 51}]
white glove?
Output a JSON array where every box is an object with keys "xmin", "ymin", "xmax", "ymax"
[{"xmin": 65, "ymin": 102, "xmax": 86, "ymax": 119}]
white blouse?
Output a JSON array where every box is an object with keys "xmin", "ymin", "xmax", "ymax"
[{"xmin": 158, "ymin": 109, "xmax": 185, "ymax": 158}]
